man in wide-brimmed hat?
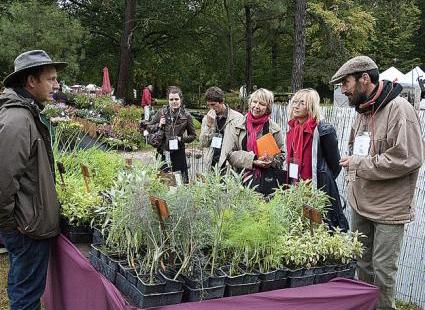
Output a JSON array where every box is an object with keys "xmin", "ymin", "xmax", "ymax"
[
  {"xmin": 0, "ymin": 50, "xmax": 67, "ymax": 310},
  {"xmin": 332, "ymin": 56, "xmax": 424, "ymax": 310}
]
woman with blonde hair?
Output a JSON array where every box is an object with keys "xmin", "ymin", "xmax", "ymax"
[
  {"xmin": 286, "ymin": 88, "xmax": 348, "ymax": 231},
  {"xmin": 219, "ymin": 88, "xmax": 285, "ymax": 195}
]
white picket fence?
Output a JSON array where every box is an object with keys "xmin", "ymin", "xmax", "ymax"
[{"xmin": 185, "ymin": 105, "xmax": 425, "ymax": 307}]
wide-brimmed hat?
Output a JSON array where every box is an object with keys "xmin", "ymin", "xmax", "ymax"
[
  {"xmin": 3, "ymin": 50, "xmax": 67, "ymax": 87},
  {"xmin": 329, "ymin": 56, "xmax": 378, "ymax": 85}
]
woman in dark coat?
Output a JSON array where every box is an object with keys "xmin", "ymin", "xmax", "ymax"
[
  {"xmin": 286, "ymin": 88, "xmax": 348, "ymax": 231},
  {"xmin": 148, "ymin": 86, "xmax": 196, "ymax": 183}
]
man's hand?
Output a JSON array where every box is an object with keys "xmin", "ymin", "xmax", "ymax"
[
  {"xmin": 339, "ymin": 155, "xmax": 352, "ymax": 169},
  {"xmin": 206, "ymin": 109, "xmax": 216, "ymax": 127},
  {"xmin": 159, "ymin": 116, "xmax": 166, "ymax": 126}
]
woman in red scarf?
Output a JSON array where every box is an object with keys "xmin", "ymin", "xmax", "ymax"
[
  {"xmin": 218, "ymin": 88, "xmax": 285, "ymax": 195},
  {"xmin": 286, "ymin": 88, "xmax": 348, "ymax": 231}
]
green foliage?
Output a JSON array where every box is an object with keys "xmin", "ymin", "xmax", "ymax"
[
  {"xmin": 0, "ymin": 0, "xmax": 86, "ymax": 83},
  {"xmin": 74, "ymin": 94, "xmax": 92, "ymax": 109}
]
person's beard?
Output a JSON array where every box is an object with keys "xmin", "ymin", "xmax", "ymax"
[{"xmin": 347, "ymin": 82, "xmax": 368, "ymax": 108}]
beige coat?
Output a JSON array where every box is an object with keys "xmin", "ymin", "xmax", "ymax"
[
  {"xmin": 347, "ymin": 96, "xmax": 424, "ymax": 224},
  {"xmin": 218, "ymin": 115, "xmax": 284, "ymax": 170},
  {"xmin": 199, "ymin": 107, "xmax": 243, "ymax": 169}
]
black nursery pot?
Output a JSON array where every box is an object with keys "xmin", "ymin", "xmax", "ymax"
[
  {"xmin": 288, "ymin": 267, "xmax": 314, "ymax": 288},
  {"xmin": 180, "ymin": 269, "xmax": 226, "ymax": 302},
  {"xmin": 115, "ymin": 272, "xmax": 183, "ymax": 308},
  {"xmin": 60, "ymin": 218, "xmax": 93, "ymax": 244},
  {"xmin": 220, "ymin": 265, "xmax": 260, "ymax": 297}
]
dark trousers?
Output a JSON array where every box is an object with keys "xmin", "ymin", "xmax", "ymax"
[
  {"xmin": 0, "ymin": 229, "xmax": 51, "ymax": 310},
  {"xmin": 159, "ymin": 148, "xmax": 189, "ymax": 183}
]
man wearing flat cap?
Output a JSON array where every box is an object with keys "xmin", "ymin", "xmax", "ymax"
[
  {"xmin": 332, "ymin": 56, "xmax": 424, "ymax": 310},
  {"xmin": 0, "ymin": 50, "xmax": 66, "ymax": 310}
]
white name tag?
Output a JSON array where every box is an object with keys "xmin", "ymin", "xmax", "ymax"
[
  {"xmin": 353, "ymin": 133, "xmax": 370, "ymax": 156},
  {"xmin": 169, "ymin": 139, "xmax": 179, "ymax": 150},
  {"xmin": 211, "ymin": 136, "xmax": 223, "ymax": 149},
  {"xmin": 289, "ymin": 163, "xmax": 299, "ymax": 179}
]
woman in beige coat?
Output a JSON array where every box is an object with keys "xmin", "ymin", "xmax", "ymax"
[{"xmin": 218, "ymin": 88, "xmax": 285, "ymax": 195}]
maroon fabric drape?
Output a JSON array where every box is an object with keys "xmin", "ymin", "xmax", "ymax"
[{"xmin": 43, "ymin": 235, "xmax": 379, "ymax": 310}]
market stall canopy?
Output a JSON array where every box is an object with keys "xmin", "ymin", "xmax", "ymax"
[
  {"xmin": 102, "ymin": 66, "xmax": 112, "ymax": 95},
  {"xmin": 399, "ymin": 66, "xmax": 425, "ymax": 86},
  {"xmin": 379, "ymin": 66, "xmax": 404, "ymax": 82}
]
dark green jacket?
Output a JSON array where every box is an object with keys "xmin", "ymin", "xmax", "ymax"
[{"xmin": 0, "ymin": 88, "xmax": 60, "ymax": 239}]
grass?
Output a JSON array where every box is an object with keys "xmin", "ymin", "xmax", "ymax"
[{"xmin": 0, "ymin": 252, "xmax": 424, "ymax": 309}]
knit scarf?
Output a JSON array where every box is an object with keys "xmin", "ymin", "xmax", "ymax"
[
  {"xmin": 246, "ymin": 111, "xmax": 270, "ymax": 156},
  {"xmin": 286, "ymin": 117, "xmax": 317, "ymax": 180}
]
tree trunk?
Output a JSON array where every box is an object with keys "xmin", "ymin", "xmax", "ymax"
[
  {"xmin": 271, "ymin": 31, "xmax": 278, "ymax": 89},
  {"xmin": 291, "ymin": 0, "xmax": 307, "ymax": 92},
  {"xmin": 116, "ymin": 0, "xmax": 136, "ymax": 101},
  {"xmin": 242, "ymin": 5, "xmax": 253, "ymax": 111},
  {"xmin": 224, "ymin": 0, "xmax": 235, "ymax": 89}
]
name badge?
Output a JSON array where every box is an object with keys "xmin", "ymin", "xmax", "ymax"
[
  {"xmin": 169, "ymin": 139, "xmax": 179, "ymax": 150},
  {"xmin": 289, "ymin": 163, "xmax": 299, "ymax": 179},
  {"xmin": 211, "ymin": 135, "xmax": 223, "ymax": 149},
  {"xmin": 353, "ymin": 132, "xmax": 370, "ymax": 156}
]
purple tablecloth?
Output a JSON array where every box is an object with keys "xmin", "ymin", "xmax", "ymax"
[{"xmin": 43, "ymin": 235, "xmax": 379, "ymax": 310}]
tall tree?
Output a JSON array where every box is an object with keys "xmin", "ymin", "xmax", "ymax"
[
  {"xmin": 244, "ymin": 4, "xmax": 253, "ymax": 100},
  {"xmin": 116, "ymin": 0, "xmax": 136, "ymax": 100},
  {"xmin": 291, "ymin": 0, "xmax": 307, "ymax": 92}
]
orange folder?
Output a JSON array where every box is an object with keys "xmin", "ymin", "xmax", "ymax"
[{"xmin": 256, "ymin": 133, "xmax": 281, "ymax": 157}]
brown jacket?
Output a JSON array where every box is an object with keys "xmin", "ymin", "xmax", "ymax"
[
  {"xmin": 148, "ymin": 105, "xmax": 196, "ymax": 151},
  {"xmin": 347, "ymin": 96, "xmax": 424, "ymax": 224},
  {"xmin": 0, "ymin": 89, "xmax": 60, "ymax": 238},
  {"xmin": 199, "ymin": 107, "xmax": 243, "ymax": 169},
  {"xmin": 218, "ymin": 115, "xmax": 284, "ymax": 170}
]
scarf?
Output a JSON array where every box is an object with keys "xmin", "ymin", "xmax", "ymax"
[
  {"xmin": 286, "ymin": 117, "xmax": 317, "ymax": 180},
  {"xmin": 246, "ymin": 111, "xmax": 270, "ymax": 156},
  {"xmin": 356, "ymin": 80, "xmax": 402, "ymax": 114}
]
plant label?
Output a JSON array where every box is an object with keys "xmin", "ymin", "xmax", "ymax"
[
  {"xmin": 169, "ymin": 139, "xmax": 179, "ymax": 150},
  {"xmin": 211, "ymin": 135, "xmax": 223, "ymax": 149},
  {"xmin": 289, "ymin": 163, "xmax": 299, "ymax": 179},
  {"xmin": 143, "ymin": 130, "xmax": 149, "ymax": 137},
  {"xmin": 303, "ymin": 205, "xmax": 322, "ymax": 224}
]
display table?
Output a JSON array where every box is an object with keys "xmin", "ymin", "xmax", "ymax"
[{"xmin": 43, "ymin": 235, "xmax": 379, "ymax": 310}]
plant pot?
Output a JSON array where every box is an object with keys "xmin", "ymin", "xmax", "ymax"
[
  {"xmin": 337, "ymin": 268, "xmax": 356, "ymax": 279},
  {"xmin": 159, "ymin": 269, "xmax": 184, "ymax": 292},
  {"xmin": 224, "ymin": 281, "xmax": 261, "ymax": 297},
  {"xmin": 92, "ymin": 227, "xmax": 105, "ymax": 245},
  {"xmin": 180, "ymin": 271, "xmax": 226, "ymax": 302},
  {"xmin": 137, "ymin": 273, "xmax": 167, "ymax": 295},
  {"xmin": 289, "ymin": 274, "xmax": 315, "ymax": 288},
  {"xmin": 288, "ymin": 267, "xmax": 304, "ymax": 278},
  {"xmin": 256, "ymin": 269, "xmax": 283, "ymax": 292},
  {"xmin": 314, "ymin": 271, "xmax": 338, "ymax": 284},
  {"xmin": 61, "ymin": 218, "xmax": 93, "ymax": 244},
  {"xmin": 220, "ymin": 265, "xmax": 260, "ymax": 297},
  {"xmin": 115, "ymin": 272, "xmax": 183, "ymax": 308}
]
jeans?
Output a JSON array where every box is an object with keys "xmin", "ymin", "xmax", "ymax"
[
  {"xmin": 351, "ymin": 210, "xmax": 404, "ymax": 310},
  {"xmin": 0, "ymin": 229, "xmax": 51, "ymax": 310}
]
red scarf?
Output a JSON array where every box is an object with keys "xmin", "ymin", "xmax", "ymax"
[
  {"xmin": 246, "ymin": 112, "xmax": 270, "ymax": 156},
  {"xmin": 286, "ymin": 117, "xmax": 317, "ymax": 180}
]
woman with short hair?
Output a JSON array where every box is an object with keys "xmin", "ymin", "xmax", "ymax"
[
  {"xmin": 286, "ymin": 88, "xmax": 348, "ymax": 231},
  {"xmin": 219, "ymin": 88, "xmax": 285, "ymax": 196}
]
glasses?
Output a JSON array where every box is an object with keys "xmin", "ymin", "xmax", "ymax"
[{"xmin": 291, "ymin": 99, "xmax": 306, "ymax": 106}]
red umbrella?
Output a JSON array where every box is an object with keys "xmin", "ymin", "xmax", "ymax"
[{"xmin": 101, "ymin": 66, "xmax": 112, "ymax": 95}]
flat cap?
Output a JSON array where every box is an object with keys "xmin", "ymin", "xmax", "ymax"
[{"xmin": 329, "ymin": 56, "xmax": 378, "ymax": 84}]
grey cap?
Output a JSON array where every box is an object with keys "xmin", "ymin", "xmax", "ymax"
[
  {"xmin": 329, "ymin": 56, "xmax": 378, "ymax": 85},
  {"xmin": 3, "ymin": 50, "xmax": 67, "ymax": 87}
]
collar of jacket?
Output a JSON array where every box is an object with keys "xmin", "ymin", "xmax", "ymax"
[
  {"xmin": 356, "ymin": 80, "xmax": 402, "ymax": 114},
  {"xmin": 0, "ymin": 88, "xmax": 41, "ymax": 117}
]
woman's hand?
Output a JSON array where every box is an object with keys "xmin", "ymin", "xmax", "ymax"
[
  {"xmin": 253, "ymin": 155, "xmax": 273, "ymax": 168},
  {"xmin": 159, "ymin": 116, "xmax": 166, "ymax": 126}
]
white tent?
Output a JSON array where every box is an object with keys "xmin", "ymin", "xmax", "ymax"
[
  {"xmin": 379, "ymin": 66, "xmax": 404, "ymax": 82},
  {"xmin": 399, "ymin": 66, "xmax": 425, "ymax": 86}
]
